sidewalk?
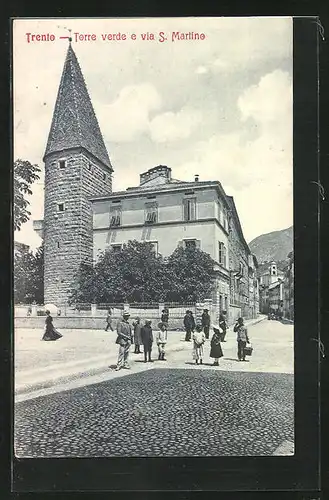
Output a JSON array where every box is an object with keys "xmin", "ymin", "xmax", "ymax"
[{"xmin": 15, "ymin": 316, "xmax": 267, "ymax": 401}]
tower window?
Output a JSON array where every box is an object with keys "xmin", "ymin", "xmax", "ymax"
[
  {"xmin": 57, "ymin": 241, "xmax": 60, "ymax": 249},
  {"xmin": 57, "ymin": 203, "xmax": 65, "ymax": 212},
  {"xmin": 58, "ymin": 160, "xmax": 66, "ymax": 169},
  {"xmin": 103, "ymin": 173, "xmax": 106, "ymax": 181}
]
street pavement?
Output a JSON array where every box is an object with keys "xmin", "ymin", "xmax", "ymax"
[{"xmin": 14, "ymin": 318, "xmax": 294, "ymax": 457}]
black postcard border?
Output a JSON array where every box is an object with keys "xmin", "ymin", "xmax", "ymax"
[{"xmin": 1, "ymin": 13, "xmax": 323, "ymax": 496}]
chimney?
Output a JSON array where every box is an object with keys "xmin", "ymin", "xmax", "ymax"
[{"xmin": 195, "ymin": 174, "xmax": 199, "ymax": 182}]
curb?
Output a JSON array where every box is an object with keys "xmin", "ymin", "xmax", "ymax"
[{"xmin": 15, "ymin": 340, "xmax": 187, "ymax": 397}]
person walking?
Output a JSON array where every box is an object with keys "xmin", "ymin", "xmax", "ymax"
[
  {"xmin": 42, "ymin": 310, "xmax": 63, "ymax": 341},
  {"xmin": 234, "ymin": 317, "xmax": 250, "ymax": 361},
  {"xmin": 132, "ymin": 317, "xmax": 143, "ymax": 354},
  {"xmin": 105, "ymin": 308, "xmax": 113, "ymax": 332},
  {"xmin": 219, "ymin": 311, "xmax": 228, "ymax": 342},
  {"xmin": 115, "ymin": 312, "xmax": 133, "ymax": 370},
  {"xmin": 210, "ymin": 325, "xmax": 224, "ymax": 366},
  {"xmin": 156, "ymin": 322, "xmax": 168, "ymax": 361},
  {"xmin": 201, "ymin": 309, "xmax": 211, "ymax": 339},
  {"xmin": 141, "ymin": 319, "xmax": 154, "ymax": 362},
  {"xmin": 184, "ymin": 310, "xmax": 195, "ymax": 341},
  {"xmin": 192, "ymin": 323, "xmax": 206, "ymax": 365}
]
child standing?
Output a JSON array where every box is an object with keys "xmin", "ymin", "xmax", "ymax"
[
  {"xmin": 210, "ymin": 325, "xmax": 224, "ymax": 366},
  {"xmin": 192, "ymin": 324, "xmax": 206, "ymax": 365},
  {"xmin": 156, "ymin": 322, "xmax": 168, "ymax": 361}
]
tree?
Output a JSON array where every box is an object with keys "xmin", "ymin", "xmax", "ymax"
[
  {"xmin": 14, "ymin": 159, "xmax": 41, "ymax": 231},
  {"xmin": 165, "ymin": 246, "xmax": 216, "ymax": 302},
  {"xmin": 70, "ymin": 240, "xmax": 216, "ymax": 304},
  {"xmin": 14, "ymin": 244, "xmax": 44, "ymax": 303}
]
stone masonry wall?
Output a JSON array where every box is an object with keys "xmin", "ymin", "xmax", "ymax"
[{"xmin": 44, "ymin": 148, "xmax": 112, "ymax": 305}]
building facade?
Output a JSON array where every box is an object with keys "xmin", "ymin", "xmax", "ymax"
[{"xmin": 91, "ymin": 165, "xmax": 259, "ymax": 323}]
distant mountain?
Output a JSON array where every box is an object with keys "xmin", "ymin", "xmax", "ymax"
[{"xmin": 249, "ymin": 226, "xmax": 293, "ymax": 264}]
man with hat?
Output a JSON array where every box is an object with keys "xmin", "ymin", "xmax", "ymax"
[{"xmin": 115, "ymin": 311, "xmax": 133, "ymax": 370}]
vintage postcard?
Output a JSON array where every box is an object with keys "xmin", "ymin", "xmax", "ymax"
[{"xmin": 13, "ymin": 17, "xmax": 295, "ymax": 461}]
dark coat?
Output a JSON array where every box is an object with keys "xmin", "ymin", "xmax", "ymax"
[
  {"xmin": 141, "ymin": 325, "xmax": 153, "ymax": 346},
  {"xmin": 161, "ymin": 312, "xmax": 169, "ymax": 323},
  {"xmin": 201, "ymin": 312, "xmax": 211, "ymax": 327},
  {"xmin": 210, "ymin": 332, "xmax": 223, "ymax": 358},
  {"xmin": 133, "ymin": 322, "xmax": 143, "ymax": 345},
  {"xmin": 219, "ymin": 315, "xmax": 227, "ymax": 332},
  {"xmin": 184, "ymin": 314, "xmax": 196, "ymax": 330},
  {"xmin": 42, "ymin": 315, "xmax": 62, "ymax": 341}
]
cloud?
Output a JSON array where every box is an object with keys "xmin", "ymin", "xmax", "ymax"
[
  {"xmin": 195, "ymin": 65, "xmax": 208, "ymax": 74},
  {"xmin": 150, "ymin": 109, "xmax": 202, "ymax": 143},
  {"xmin": 238, "ymin": 69, "xmax": 292, "ymax": 128},
  {"xmin": 174, "ymin": 69, "xmax": 293, "ymax": 241},
  {"xmin": 95, "ymin": 83, "xmax": 162, "ymax": 142}
]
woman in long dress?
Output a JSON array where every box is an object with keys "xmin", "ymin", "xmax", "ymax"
[{"xmin": 42, "ymin": 310, "xmax": 63, "ymax": 341}]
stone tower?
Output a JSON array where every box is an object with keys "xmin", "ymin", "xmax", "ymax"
[{"xmin": 43, "ymin": 43, "xmax": 113, "ymax": 305}]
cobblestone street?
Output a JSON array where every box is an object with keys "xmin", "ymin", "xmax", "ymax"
[
  {"xmin": 15, "ymin": 368, "xmax": 293, "ymax": 457},
  {"xmin": 14, "ymin": 319, "xmax": 294, "ymax": 457}
]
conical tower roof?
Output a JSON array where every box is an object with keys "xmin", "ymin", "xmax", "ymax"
[{"xmin": 44, "ymin": 43, "xmax": 112, "ymax": 170}]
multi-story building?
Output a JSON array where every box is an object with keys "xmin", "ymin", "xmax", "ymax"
[
  {"xmin": 92, "ymin": 165, "xmax": 232, "ymax": 321},
  {"xmin": 248, "ymin": 254, "xmax": 260, "ymax": 319},
  {"xmin": 258, "ymin": 262, "xmax": 284, "ymax": 314},
  {"xmin": 268, "ymin": 279, "xmax": 284, "ymax": 317}
]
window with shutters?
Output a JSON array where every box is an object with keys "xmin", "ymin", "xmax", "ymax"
[
  {"xmin": 109, "ymin": 205, "xmax": 122, "ymax": 227},
  {"xmin": 145, "ymin": 202, "xmax": 158, "ymax": 224},
  {"xmin": 183, "ymin": 198, "xmax": 196, "ymax": 221},
  {"xmin": 218, "ymin": 242, "xmax": 227, "ymax": 267}
]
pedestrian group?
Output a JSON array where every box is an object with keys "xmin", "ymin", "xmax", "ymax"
[{"xmin": 109, "ymin": 307, "xmax": 251, "ymax": 371}]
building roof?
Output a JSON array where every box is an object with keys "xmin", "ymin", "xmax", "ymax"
[
  {"xmin": 44, "ymin": 44, "xmax": 112, "ymax": 170},
  {"xmin": 90, "ymin": 178, "xmax": 231, "ymax": 207}
]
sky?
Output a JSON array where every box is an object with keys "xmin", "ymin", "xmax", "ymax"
[{"xmin": 13, "ymin": 17, "xmax": 293, "ymax": 251}]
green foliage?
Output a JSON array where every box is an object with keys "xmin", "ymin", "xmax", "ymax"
[
  {"xmin": 166, "ymin": 246, "xmax": 216, "ymax": 302},
  {"xmin": 14, "ymin": 244, "xmax": 44, "ymax": 304},
  {"xmin": 14, "ymin": 159, "xmax": 41, "ymax": 231},
  {"xmin": 70, "ymin": 240, "xmax": 216, "ymax": 304}
]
